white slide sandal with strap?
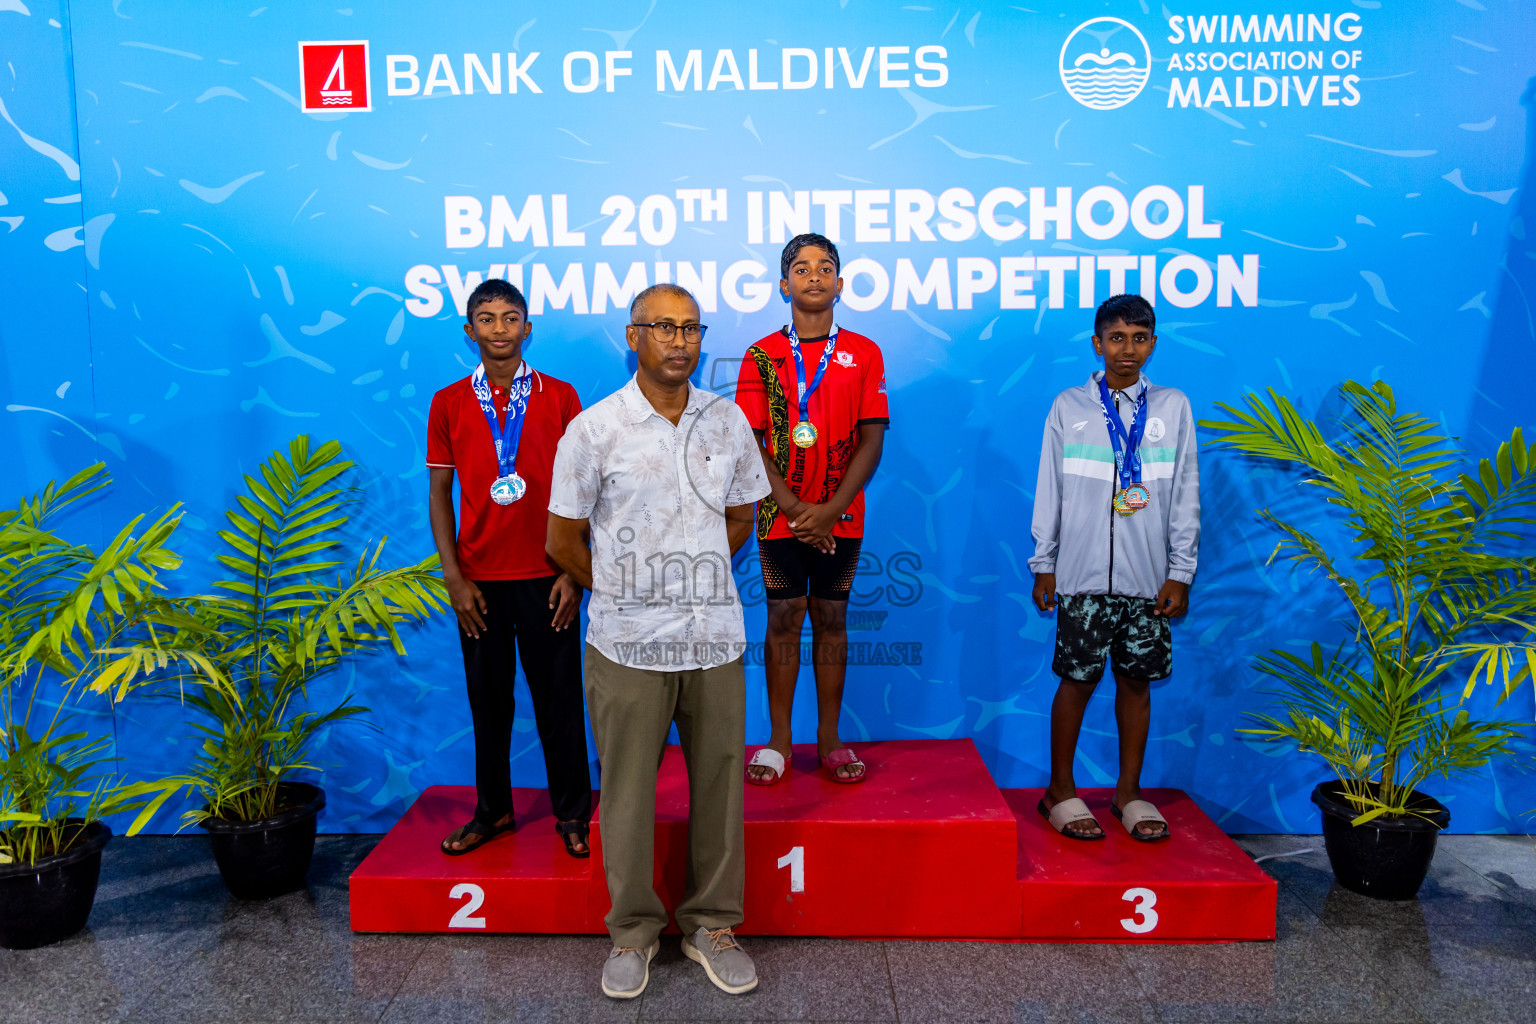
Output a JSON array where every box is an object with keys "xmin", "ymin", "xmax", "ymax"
[
  {"xmin": 1036, "ymin": 796, "xmax": 1105, "ymax": 840},
  {"xmin": 744, "ymin": 747, "xmax": 787, "ymax": 787},
  {"xmin": 1112, "ymin": 799, "xmax": 1171, "ymax": 842}
]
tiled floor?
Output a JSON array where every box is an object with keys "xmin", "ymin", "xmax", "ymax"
[{"xmin": 3, "ymin": 833, "xmax": 1533, "ymax": 1023}]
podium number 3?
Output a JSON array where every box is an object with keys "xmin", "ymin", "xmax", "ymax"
[
  {"xmin": 449, "ymin": 883, "xmax": 487, "ymax": 929},
  {"xmin": 777, "ymin": 846, "xmax": 805, "ymax": 892},
  {"xmin": 1120, "ymin": 887, "xmax": 1158, "ymax": 934}
]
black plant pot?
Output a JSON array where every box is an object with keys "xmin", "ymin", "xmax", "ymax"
[
  {"xmin": 0, "ymin": 820, "xmax": 112, "ymax": 949},
  {"xmin": 1312, "ymin": 780, "xmax": 1450, "ymax": 901},
  {"xmin": 201, "ymin": 782, "xmax": 325, "ymax": 899}
]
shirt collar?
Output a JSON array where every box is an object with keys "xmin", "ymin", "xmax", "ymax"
[
  {"xmin": 473, "ymin": 359, "xmax": 535, "ymax": 391},
  {"xmin": 1089, "ymin": 370, "xmax": 1150, "ymax": 400},
  {"xmin": 618, "ymin": 373, "xmax": 703, "ymax": 423}
]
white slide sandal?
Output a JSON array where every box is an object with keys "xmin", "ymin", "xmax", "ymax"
[
  {"xmin": 1037, "ymin": 796, "xmax": 1105, "ymax": 840},
  {"xmin": 1112, "ymin": 798, "xmax": 1171, "ymax": 842},
  {"xmin": 744, "ymin": 747, "xmax": 787, "ymax": 787}
]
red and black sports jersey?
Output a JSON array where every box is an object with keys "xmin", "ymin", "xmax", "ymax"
[{"xmin": 735, "ymin": 327, "xmax": 889, "ymax": 540}]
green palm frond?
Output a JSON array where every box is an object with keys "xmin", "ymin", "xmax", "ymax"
[
  {"xmin": 1204, "ymin": 382, "xmax": 1533, "ymax": 818},
  {"xmin": 2, "ymin": 466, "xmax": 193, "ymax": 864},
  {"xmin": 104, "ymin": 435, "xmax": 447, "ymax": 824},
  {"xmin": 1453, "ymin": 427, "xmax": 1536, "ymax": 543}
]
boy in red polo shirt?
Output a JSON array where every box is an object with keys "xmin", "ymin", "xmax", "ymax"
[
  {"xmin": 734, "ymin": 234, "xmax": 890, "ymax": 785},
  {"xmin": 426, "ymin": 279, "xmax": 592, "ymax": 857}
]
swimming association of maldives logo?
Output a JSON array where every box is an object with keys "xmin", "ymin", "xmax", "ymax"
[
  {"xmin": 298, "ymin": 40, "xmax": 372, "ymax": 113},
  {"xmin": 1059, "ymin": 17, "xmax": 1151, "ymax": 110}
]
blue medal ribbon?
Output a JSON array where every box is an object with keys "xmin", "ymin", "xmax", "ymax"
[
  {"xmin": 1096, "ymin": 374, "xmax": 1148, "ymax": 492},
  {"xmin": 471, "ymin": 361, "xmax": 534, "ymax": 485},
  {"xmin": 788, "ymin": 323, "xmax": 838, "ymax": 426}
]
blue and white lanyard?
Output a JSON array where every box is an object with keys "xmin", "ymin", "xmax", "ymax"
[
  {"xmin": 471, "ymin": 361, "xmax": 534, "ymax": 479},
  {"xmin": 788, "ymin": 323, "xmax": 839, "ymax": 423},
  {"xmin": 1097, "ymin": 375, "xmax": 1147, "ymax": 491}
]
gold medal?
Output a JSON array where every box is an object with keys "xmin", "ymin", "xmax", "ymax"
[{"xmin": 792, "ymin": 421, "xmax": 818, "ymax": 448}]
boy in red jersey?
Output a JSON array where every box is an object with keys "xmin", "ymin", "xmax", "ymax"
[
  {"xmin": 426, "ymin": 279, "xmax": 592, "ymax": 858},
  {"xmin": 734, "ymin": 234, "xmax": 889, "ymax": 785}
]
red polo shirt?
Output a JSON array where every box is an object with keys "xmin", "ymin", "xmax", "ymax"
[
  {"xmin": 735, "ymin": 327, "xmax": 889, "ymax": 539},
  {"xmin": 426, "ymin": 369, "xmax": 581, "ymax": 580}
]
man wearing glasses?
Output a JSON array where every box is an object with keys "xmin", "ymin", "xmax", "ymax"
[{"xmin": 547, "ymin": 284, "xmax": 770, "ymax": 1000}]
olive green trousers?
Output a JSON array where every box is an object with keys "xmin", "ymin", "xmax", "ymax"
[{"xmin": 583, "ymin": 645, "xmax": 746, "ymax": 947}]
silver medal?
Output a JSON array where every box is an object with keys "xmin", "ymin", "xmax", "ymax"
[{"xmin": 490, "ymin": 473, "xmax": 526, "ymax": 505}]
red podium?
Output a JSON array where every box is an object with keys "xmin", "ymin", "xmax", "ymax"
[{"xmin": 349, "ymin": 739, "xmax": 1275, "ymax": 942}]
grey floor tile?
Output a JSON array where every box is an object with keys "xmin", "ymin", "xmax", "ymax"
[
  {"xmin": 1121, "ymin": 911, "xmax": 1428, "ymax": 1023},
  {"xmin": 122, "ymin": 896, "xmax": 428, "ymax": 1022},
  {"xmin": 88, "ymin": 834, "xmax": 234, "ymax": 927},
  {"xmin": 0, "ymin": 835, "xmax": 243, "ymax": 1023},
  {"xmin": 98, "ymin": 835, "xmax": 422, "ymax": 1023},
  {"xmin": 1438, "ymin": 833, "xmax": 1536, "ymax": 932},
  {"xmin": 1357, "ymin": 924, "xmax": 1536, "ymax": 1024},
  {"xmin": 636, "ymin": 936, "xmax": 896, "ymax": 1022},
  {"xmin": 1437, "ymin": 834, "xmax": 1536, "ymax": 889},
  {"xmin": 1233, "ymin": 835, "xmax": 1336, "ymax": 916},
  {"xmin": 1231, "ymin": 834, "xmax": 1325, "ymax": 861},
  {"xmin": 381, "ymin": 933, "xmax": 640, "ymax": 1024},
  {"xmin": 885, "ymin": 939, "xmax": 1152, "ymax": 1024},
  {"xmin": 0, "ymin": 924, "xmax": 201, "ymax": 1024}
]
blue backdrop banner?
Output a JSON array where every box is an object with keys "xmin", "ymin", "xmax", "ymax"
[{"xmin": 2, "ymin": 0, "xmax": 1532, "ymax": 833}]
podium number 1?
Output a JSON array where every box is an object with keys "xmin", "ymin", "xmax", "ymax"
[
  {"xmin": 449, "ymin": 883, "xmax": 487, "ymax": 929},
  {"xmin": 1120, "ymin": 887, "xmax": 1158, "ymax": 934},
  {"xmin": 777, "ymin": 846, "xmax": 805, "ymax": 892}
]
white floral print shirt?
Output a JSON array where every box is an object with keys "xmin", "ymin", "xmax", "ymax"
[{"xmin": 549, "ymin": 375, "xmax": 771, "ymax": 670}]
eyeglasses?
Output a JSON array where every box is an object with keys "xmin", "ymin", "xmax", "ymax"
[{"xmin": 630, "ymin": 321, "xmax": 708, "ymax": 344}]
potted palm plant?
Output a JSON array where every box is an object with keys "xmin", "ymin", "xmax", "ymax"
[
  {"xmin": 1, "ymin": 466, "xmax": 188, "ymax": 948},
  {"xmin": 101, "ymin": 436, "xmax": 446, "ymax": 899},
  {"xmin": 1203, "ymin": 382, "xmax": 1533, "ymax": 899}
]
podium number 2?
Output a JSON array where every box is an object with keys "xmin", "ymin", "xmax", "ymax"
[
  {"xmin": 777, "ymin": 846, "xmax": 805, "ymax": 892},
  {"xmin": 449, "ymin": 883, "xmax": 487, "ymax": 929},
  {"xmin": 1120, "ymin": 887, "xmax": 1158, "ymax": 934}
]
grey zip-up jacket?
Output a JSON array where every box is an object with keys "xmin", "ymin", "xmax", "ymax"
[{"xmin": 1028, "ymin": 372, "xmax": 1200, "ymax": 599}]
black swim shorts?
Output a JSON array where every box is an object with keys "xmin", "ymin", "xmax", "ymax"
[{"xmin": 758, "ymin": 536, "xmax": 863, "ymax": 601}]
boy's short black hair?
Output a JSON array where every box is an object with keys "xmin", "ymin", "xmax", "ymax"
[
  {"xmin": 780, "ymin": 233, "xmax": 840, "ymax": 280},
  {"xmin": 465, "ymin": 278, "xmax": 528, "ymax": 320},
  {"xmin": 1094, "ymin": 293, "xmax": 1155, "ymax": 336}
]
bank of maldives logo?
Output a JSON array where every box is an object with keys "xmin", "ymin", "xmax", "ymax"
[
  {"xmin": 1059, "ymin": 18, "xmax": 1150, "ymax": 110},
  {"xmin": 299, "ymin": 41, "xmax": 371, "ymax": 113}
]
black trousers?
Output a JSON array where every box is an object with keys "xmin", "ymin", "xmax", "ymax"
[{"xmin": 459, "ymin": 576, "xmax": 592, "ymax": 825}]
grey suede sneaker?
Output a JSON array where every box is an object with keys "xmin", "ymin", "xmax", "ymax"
[
  {"xmin": 601, "ymin": 939, "xmax": 660, "ymax": 999},
  {"xmin": 682, "ymin": 926, "xmax": 758, "ymax": 994}
]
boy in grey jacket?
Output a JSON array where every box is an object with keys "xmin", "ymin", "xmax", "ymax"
[{"xmin": 1029, "ymin": 294, "xmax": 1199, "ymax": 843}]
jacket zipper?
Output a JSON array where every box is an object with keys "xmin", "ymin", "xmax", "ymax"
[
  {"xmin": 1108, "ymin": 490, "xmax": 1116, "ymax": 595},
  {"xmin": 1107, "ymin": 390, "xmax": 1118, "ymax": 596}
]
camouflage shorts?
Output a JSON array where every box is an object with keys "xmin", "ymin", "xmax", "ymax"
[{"xmin": 1052, "ymin": 594, "xmax": 1172, "ymax": 684}]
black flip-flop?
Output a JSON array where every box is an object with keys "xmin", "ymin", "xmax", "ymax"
[
  {"xmin": 556, "ymin": 819, "xmax": 591, "ymax": 859},
  {"xmin": 440, "ymin": 818, "xmax": 514, "ymax": 856}
]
